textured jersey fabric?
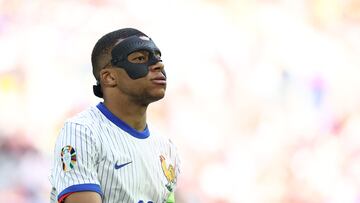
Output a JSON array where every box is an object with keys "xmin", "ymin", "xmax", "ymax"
[{"xmin": 49, "ymin": 102, "xmax": 180, "ymax": 203}]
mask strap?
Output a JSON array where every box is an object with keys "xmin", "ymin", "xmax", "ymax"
[{"xmin": 93, "ymin": 81, "xmax": 103, "ymax": 98}]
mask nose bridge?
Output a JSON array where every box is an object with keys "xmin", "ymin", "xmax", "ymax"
[{"xmin": 147, "ymin": 51, "xmax": 162, "ymax": 66}]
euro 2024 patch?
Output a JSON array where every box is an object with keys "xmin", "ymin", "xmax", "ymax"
[{"xmin": 61, "ymin": 145, "xmax": 77, "ymax": 172}]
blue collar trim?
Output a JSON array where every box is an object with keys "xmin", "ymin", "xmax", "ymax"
[{"xmin": 96, "ymin": 102, "xmax": 150, "ymax": 139}]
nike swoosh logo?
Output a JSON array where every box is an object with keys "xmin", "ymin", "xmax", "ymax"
[{"xmin": 114, "ymin": 161, "xmax": 132, "ymax": 169}]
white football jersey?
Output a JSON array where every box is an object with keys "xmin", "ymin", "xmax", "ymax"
[{"xmin": 49, "ymin": 102, "xmax": 180, "ymax": 203}]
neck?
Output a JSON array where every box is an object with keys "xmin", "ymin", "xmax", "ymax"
[{"xmin": 103, "ymin": 99, "xmax": 148, "ymax": 131}]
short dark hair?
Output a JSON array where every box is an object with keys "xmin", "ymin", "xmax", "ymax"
[{"xmin": 91, "ymin": 28, "xmax": 147, "ymax": 81}]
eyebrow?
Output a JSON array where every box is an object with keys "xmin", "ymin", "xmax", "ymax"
[
  {"xmin": 131, "ymin": 50, "xmax": 148, "ymax": 55},
  {"xmin": 128, "ymin": 52, "xmax": 148, "ymax": 61}
]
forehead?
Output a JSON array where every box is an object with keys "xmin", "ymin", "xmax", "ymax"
[
  {"xmin": 111, "ymin": 35, "xmax": 160, "ymax": 59},
  {"xmin": 113, "ymin": 35, "xmax": 150, "ymax": 47}
]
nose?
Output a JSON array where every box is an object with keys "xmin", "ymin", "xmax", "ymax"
[{"xmin": 149, "ymin": 61, "xmax": 164, "ymax": 72}]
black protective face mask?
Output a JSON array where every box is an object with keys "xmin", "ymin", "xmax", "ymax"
[{"xmin": 111, "ymin": 35, "xmax": 163, "ymax": 79}]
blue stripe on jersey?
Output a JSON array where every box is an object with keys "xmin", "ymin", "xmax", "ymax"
[
  {"xmin": 57, "ymin": 183, "xmax": 103, "ymax": 201},
  {"xmin": 96, "ymin": 102, "xmax": 150, "ymax": 139}
]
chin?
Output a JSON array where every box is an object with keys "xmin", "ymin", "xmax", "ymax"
[
  {"xmin": 149, "ymin": 90, "xmax": 166, "ymax": 102},
  {"xmin": 154, "ymin": 92, "xmax": 166, "ymax": 100}
]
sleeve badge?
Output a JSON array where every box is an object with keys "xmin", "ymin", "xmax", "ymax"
[{"xmin": 61, "ymin": 145, "xmax": 77, "ymax": 172}]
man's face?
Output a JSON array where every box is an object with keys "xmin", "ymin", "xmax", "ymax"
[{"xmin": 113, "ymin": 49, "xmax": 167, "ymax": 105}]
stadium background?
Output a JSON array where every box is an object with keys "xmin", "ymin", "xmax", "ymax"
[{"xmin": 1, "ymin": 0, "xmax": 360, "ymax": 202}]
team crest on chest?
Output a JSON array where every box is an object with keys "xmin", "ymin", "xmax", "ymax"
[
  {"xmin": 61, "ymin": 145, "xmax": 77, "ymax": 172},
  {"xmin": 160, "ymin": 155, "xmax": 177, "ymax": 192}
]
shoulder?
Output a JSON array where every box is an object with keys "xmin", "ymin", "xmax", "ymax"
[
  {"xmin": 56, "ymin": 106, "xmax": 105, "ymax": 143},
  {"xmin": 53, "ymin": 106, "xmax": 104, "ymax": 157},
  {"xmin": 59, "ymin": 106, "xmax": 108, "ymax": 137},
  {"xmin": 66, "ymin": 106, "xmax": 104, "ymax": 128}
]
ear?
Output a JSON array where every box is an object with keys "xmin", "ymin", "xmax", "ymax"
[{"xmin": 99, "ymin": 69, "xmax": 117, "ymax": 87}]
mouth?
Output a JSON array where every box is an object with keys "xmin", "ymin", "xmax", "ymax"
[{"xmin": 151, "ymin": 75, "xmax": 167, "ymax": 85}]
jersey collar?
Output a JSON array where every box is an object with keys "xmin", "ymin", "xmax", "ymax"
[{"xmin": 96, "ymin": 102, "xmax": 150, "ymax": 139}]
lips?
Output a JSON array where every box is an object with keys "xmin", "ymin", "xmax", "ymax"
[{"xmin": 151, "ymin": 75, "xmax": 166, "ymax": 85}]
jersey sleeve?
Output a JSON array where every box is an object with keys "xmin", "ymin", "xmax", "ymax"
[{"xmin": 50, "ymin": 121, "xmax": 103, "ymax": 202}]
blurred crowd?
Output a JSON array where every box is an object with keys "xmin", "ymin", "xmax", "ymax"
[{"xmin": 1, "ymin": 0, "xmax": 360, "ymax": 202}]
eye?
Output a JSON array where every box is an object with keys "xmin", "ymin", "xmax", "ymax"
[
  {"xmin": 128, "ymin": 52, "xmax": 148, "ymax": 63},
  {"xmin": 135, "ymin": 56, "xmax": 146, "ymax": 61}
]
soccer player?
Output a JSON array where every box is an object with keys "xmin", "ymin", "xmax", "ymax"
[{"xmin": 49, "ymin": 28, "xmax": 180, "ymax": 203}]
